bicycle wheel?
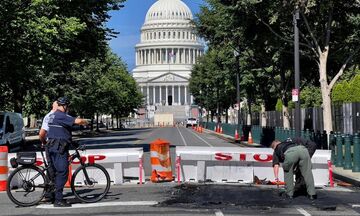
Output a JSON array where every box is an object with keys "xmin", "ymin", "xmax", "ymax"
[
  {"xmin": 7, "ymin": 165, "xmax": 47, "ymax": 207},
  {"xmin": 71, "ymin": 163, "xmax": 110, "ymax": 203}
]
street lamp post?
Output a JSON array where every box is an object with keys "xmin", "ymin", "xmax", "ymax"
[
  {"xmin": 234, "ymin": 50, "xmax": 241, "ymax": 139},
  {"xmin": 294, "ymin": 8, "xmax": 301, "ymax": 137}
]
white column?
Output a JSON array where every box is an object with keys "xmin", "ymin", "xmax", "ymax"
[
  {"xmin": 153, "ymin": 86, "xmax": 155, "ymax": 105},
  {"xmin": 144, "ymin": 50, "xmax": 146, "ymax": 64},
  {"xmin": 172, "ymin": 85, "xmax": 175, "ymax": 105},
  {"xmin": 166, "ymin": 85, "xmax": 168, "ymax": 105},
  {"xmin": 191, "ymin": 95, "xmax": 194, "ymax": 104},
  {"xmin": 178, "ymin": 86, "xmax": 181, "ymax": 105},
  {"xmin": 135, "ymin": 51, "xmax": 137, "ymax": 65},
  {"xmin": 142, "ymin": 50, "xmax": 145, "ymax": 65},
  {"xmin": 175, "ymin": 48, "xmax": 180, "ymax": 64},
  {"xmin": 147, "ymin": 49, "xmax": 150, "ymax": 64},
  {"xmin": 151, "ymin": 50, "xmax": 154, "ymax": 64},
  {"xmin": 184, "ymin": 85, "xmax": 187, "ymax": 105},
  {"xmin": 159, "ymin": 85, "xmax": 162, "ymax": 104},
  {"xmin": 172, "ymin": 48, "xmax": 174, "ymax": 64},
  {"xmin": 182, "ymin": 48, "xmax": 185, "ymax": 64},
  {"xmin": 186, "ymin": 49, "xmax": 189, "ymax": 64},
  {"xmin": 141, "ymin": 50, "xmax": 145, "ymax": 65},
  {"xmin": 156, "ymin": 49, "xmax": 159, "ymax": 64},
  {"xmin": 157, "ymin": 49, "xmax": 160, "ymax": 64},
  {"xmin": 147, "ymin": 86, "xmax": 150, "ymax": 105},
  {"xmin": 192, "ymin": 49, "xmax": 195, "ymax": 64},
  {"xmin": 165, "ymin": 48, "xmax": 168, "ymax": 63}
]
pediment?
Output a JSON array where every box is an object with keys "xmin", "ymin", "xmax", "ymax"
[{"xmin": 148, "ymin": 73, "xmax": 188, "ymax": 83}]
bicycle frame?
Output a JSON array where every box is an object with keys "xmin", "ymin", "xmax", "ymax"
[
  {"xmin": 33, "ymin": 145, "xmax": 95, "ymax": 187},
  {"xmin": 69, "ymin": 147, "xmax": 95, "ymax": 186}
]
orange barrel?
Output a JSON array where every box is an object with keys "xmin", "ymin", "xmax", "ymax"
[
  {"xmin": 0, "ymin": 146, "xmax": 9, "ymax": 191},
  {"xmin": 150, "ymin": 139, "xmax": 173, "ymax": 182}
]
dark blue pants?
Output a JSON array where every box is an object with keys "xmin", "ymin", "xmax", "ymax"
[{"xmin": 48, "ymin": 144, "xmax": 69, "ymax": 201}]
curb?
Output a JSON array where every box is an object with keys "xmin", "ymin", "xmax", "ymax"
[
  {"xmin": 202, "ymin": 128, "xmax": 263, "ymax": 148},
  {"xmin": 333, "ymin": 169, "xmax": 360, "ymax": 187}
]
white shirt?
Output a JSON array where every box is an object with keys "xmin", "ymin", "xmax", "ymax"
[{"xmin": 41, "ymin": 111, "xmax": 55, "ymax": 132}]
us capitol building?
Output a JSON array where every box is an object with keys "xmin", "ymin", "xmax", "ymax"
[{"xmin": 132, "ymin": 0, "xmax": 204, "ymax": 122}]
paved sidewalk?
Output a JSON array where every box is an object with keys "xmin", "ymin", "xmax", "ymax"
[{"xmin": 334, "ymin": 167, "xmax": 360, "ymax": 187}]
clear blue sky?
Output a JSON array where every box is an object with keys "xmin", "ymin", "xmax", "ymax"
[{"xmin": 107, "ymin": 0, "xmax": 205, "ymax": 71}]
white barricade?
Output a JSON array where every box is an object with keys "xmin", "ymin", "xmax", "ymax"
[
  {"xmin": 8, "ymin": 148, "xmax": 145, "ymax": 185},
  {"xmin": 176, "ymin": 146, "xmax": 331, "ymax": 186}
]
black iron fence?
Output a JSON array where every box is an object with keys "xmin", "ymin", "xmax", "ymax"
[{"xmin": 252, "ymin": 103, "xmax": 360, "ymax": 134}]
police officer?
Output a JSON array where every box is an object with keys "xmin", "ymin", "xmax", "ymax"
[
  {"xmin": 271, "ymin": 138, "xmax": 317, "ymax": 200},
  {"xmin": 47, "ymin": 97, "xmax": 88, "ymax": 207},
  {"xmin": 39, "ymin": 101, "xmax": 58, "ymax": 203}
]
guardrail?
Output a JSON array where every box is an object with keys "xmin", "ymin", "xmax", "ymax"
[
  {"xmin": 175, "ymin": 146, "xmax": 331, "ymax": 186},
  {"xmin": 8, "ymin": 148, "xmax": 145, "ymax": 185}
]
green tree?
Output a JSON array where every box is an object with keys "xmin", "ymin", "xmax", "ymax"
[
  {"xmin": 0, "ymin": 0, "xmax": 125, "ymax": 113},
  {"xmin": 190, "ymin": 47, "xmax": 236, "ymax": 122},
  {"xmin": 332, "ymin": 74, "xmax": 360, "ymax": 103},
  {"xmin": 251, "ymin": 0, "xmax": 360, "ymax": 132},
  {"xmin": 300, "ymin": 86, "xmax": 322, "ymax": 108}
]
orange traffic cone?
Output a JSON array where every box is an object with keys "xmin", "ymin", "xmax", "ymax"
[
  {"xmin": 248, "ymin": 131, "xmax": 254, "ymax": 144},
  {"xmin": 220, "ymin": 127, "xmax": 223, "ymax": 134},
  {"xmin": 235, "ymin": 130, "xmax": 239, "ymax": 140},
  {"xmin": 65, "ymin": 164, "xmax": 72, "ymax": 188},
  {"xmin": 214, "ymin": 126, "xmax": 217, "ymax": 132}
]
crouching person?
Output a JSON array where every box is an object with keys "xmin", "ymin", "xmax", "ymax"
[{"xmin": 271, "ymin": 139, "xmax": 317, "ymax": 200}]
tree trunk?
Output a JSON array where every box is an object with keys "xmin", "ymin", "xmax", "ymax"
[
  {"xmin": 90, "ymin": 118, "xmax": 94, "ymax": 131},
  {"xmin": 206, "ymin": 110, "xmax": 209, "ymax": 123},
  {"xmin": 247, "ymin": 98, "xmax": 252, "ymax": 125},
  {"xmin": 111, "ymin": 115, "xmax": 114, "ymax": 129},
  {"xmin": 225, "ymin": 109, "xmax": 228, "ymax": 123},
  {"xmin": 96, "ymin": 113, "xmax": 100, "ymax": 132},
  {"xmin": 319, "ymin": 51, "xmax": 333, "ymax": 133},
  {"xmin": 282, "ymin": 105, "xmax": 290, "ymax": 129},
  {"xmin": 116, "ymin": 115, "xmax": 119, "ymax": 129},
  {"xmin": 11, "ymin": 83, "xmax": 22, "ymax": 113},
  {"xmin": 261, "ymin": 104, "xmax": 267, "ymax": 127}
]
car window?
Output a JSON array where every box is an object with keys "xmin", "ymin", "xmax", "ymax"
[
  {"xmin": 0, "ymin": 114, "xmax": 3, "ymax": 129},
  {"xmin": 188, "ymin": 118, "xmax": 196, "ymax": 121}
]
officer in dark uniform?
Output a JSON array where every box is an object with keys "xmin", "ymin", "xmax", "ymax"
[
  {"xmin": 271, "ymin": 138, "xmax": 317, "ymax": 200},
  {"xmin": 47, "ymin": 97, "xmax": 88, "ymax": 207}
]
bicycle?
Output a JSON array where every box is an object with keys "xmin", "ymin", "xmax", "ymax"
[{"xmin": 6, "ymin": 144, "xmax": 111, "ymax": 207}]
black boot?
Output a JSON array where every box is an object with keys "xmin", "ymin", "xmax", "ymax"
[{"xmin": 53, "ymin": 199, "xmax": 72, "ymax": 207}]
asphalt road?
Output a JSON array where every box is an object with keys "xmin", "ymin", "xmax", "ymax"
[{"xmin": 2, "ymin": 127, "xmax": 360, "ymax": 216}]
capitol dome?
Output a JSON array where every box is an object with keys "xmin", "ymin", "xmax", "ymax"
[
  {"xmin": 132, "ymin": 0, "xmax": 204, "ymax": 121},
  {"xmin": 145, "ymin": 0, "xmax": 193, "ymax": 23}
]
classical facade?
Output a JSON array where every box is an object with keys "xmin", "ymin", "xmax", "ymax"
[{"xmin": 132, "ymin": 0, "xmax": 204, "ymax": 121}]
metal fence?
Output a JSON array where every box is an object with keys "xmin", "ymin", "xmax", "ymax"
[{"xmin": 255, "ymin": 103, "xmax": 360, "ymax": 134}]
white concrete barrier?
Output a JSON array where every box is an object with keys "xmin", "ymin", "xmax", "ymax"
[
  {"xmin": 175, "ymin": 146, "xmax": 331, "ymax": 186},
  {"xmin": 8, "ymin": 148, "xmax": 145, "ymax": 185}
]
